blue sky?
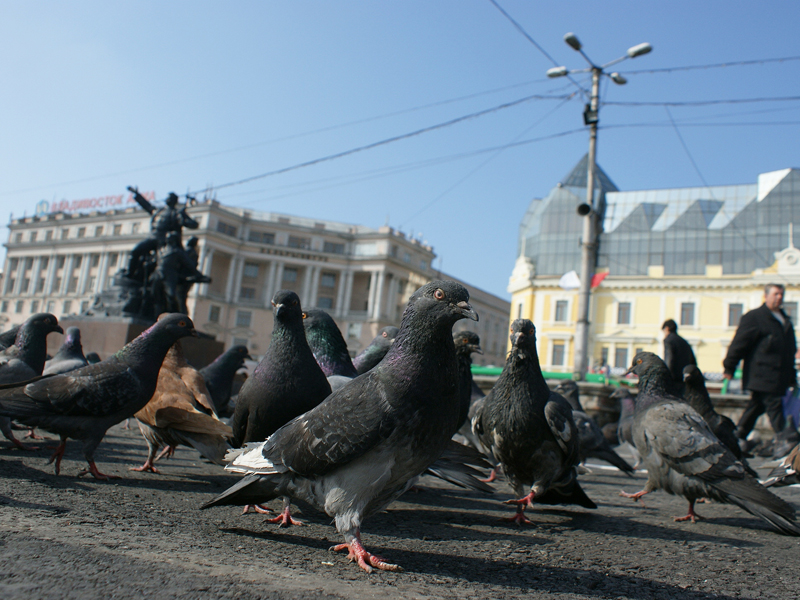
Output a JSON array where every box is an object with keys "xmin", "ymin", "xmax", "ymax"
[{"xmin": 1, "ymin": 2, "xmax": 798, "ymax": 300}]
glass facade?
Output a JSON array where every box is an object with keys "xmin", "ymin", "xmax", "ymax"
[{"xmin": 520, "ymin": 159, "xmax": 800, "ymax": 278}]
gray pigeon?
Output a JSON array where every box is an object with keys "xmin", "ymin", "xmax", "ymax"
[
  {"xmin": 613, "ymin": 387, "xmax": 640, "ymax": 468},
  {"xmin": 0, "ymin": 325, "xmax": 21, "ymax": 351},
  {"xmin": 621, "ymin": 352, "xmax": 800, "ymax": 535},
  {"xmin": 473, "ymin": 319, "xmax": 596, "ymax": 525},
  {"xmin": 763, "ymin": 443, "xmax": 800, "ymax": 487},
  {"xmin": 0, "ymin": 314, "xmax": 197, "ymax": 479},
  {"xmin": 86, "ymin": 352, "xmax": 101, "ymax": 364},
  {"xmin": 0, "ymin": 314, "xmax": 63, "ymax": 449},
  {"xmin": 353, "ymin": 326, "xmax": 399, "ymax": 375},
  {"xmin": 302, "ymin": 308, "xmax": 357, "ymax": 378},
  {"xmin": 199, "ymin": 345, "xmax": 251, "ymax": 417},
  {"xmin": 555, "ymin": 380, "xmax": 634, "ymax": 476},
  {"xmin": 43, "ymin": 327, "xmax": 89, "ymax": 376},
  {"xmin": 202, "ymin": 280, "xmax": 478, "ymax": 573}
]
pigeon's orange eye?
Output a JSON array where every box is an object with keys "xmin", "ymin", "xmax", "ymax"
[
  {"xmin": 434, "ymin": 289, "xmax": 445, "ymax": 300},
  {"xmin": 292, "ymin": 299, "xmax": 298, "ymax": 306},
  {"xmin": 382, "ymin": 332, "xmax": 388, "ymax": 337},
  {"xmin": 302, "ymin": 312, "xmax": 307, "ymax": 319},
  {"xmin": 637, "ymin": 358, "xmax": 642, "ymax": 364},
  {"xmin": 178, "ymin": 321, "xmax": 186, "ymax": 327}
]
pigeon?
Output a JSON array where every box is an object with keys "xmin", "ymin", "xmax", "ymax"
[
  {"xmin": 231, "ymin": 290, "xmax": 332, "ymax": 523},
  {"xmin": 43, "ymin": 327, "xmax": 89, "ymax": 376},
  {"xmin": 199, "ymin": 345, "xmax": 251, "ymax": 417},
  {"xmin": 86, "ymin": 352, "xmax": 101, "ymax": 364},
  {"xmin": 682, "ymin": 365, "xmax": 755, "ymax": 475},
  {"xmin": 133, "ymin": 320, "xmax": 232, "ymax": 473},
  {"xmin": 473, "ymin": 319, "xmax": 596, "ymax": 525},
  {"xmin": 763, "ymin": 443, "xmax": 800, "ymax": 487},
  {"xmin": 453, "ymin": 331, "xmax": 483, "ymax": 431},
  {"xmin": 0, "ymin": 314, "xmax": 63, "ymax": 449},
  {"xmin": 555, "ymin": 380, "xmax": 634, "ymax": 476},
  {"xmin": 302, "ymin": 308, "xmax": 358, "ymax": 378},
  {"xmin": 0, "ymin": 325, "xmax": 21, "ymax": 351},
  {"xmin": 613, "ymin": 387, "xmax": 640, "ymax": 466},
  {"xmin": 202, "ymin": 280, "xmax": 478, "ymax": 572},
  {"xmin": 353, "ymin": 326, "xmax": 399, "ymax": 375},
  {"xmin": 0, "ymin": 314, "xmax": 198, "ymax": 479},
  {"xmin": 621, "ymin": 352, "xmax": 800, "ymax": 535}
]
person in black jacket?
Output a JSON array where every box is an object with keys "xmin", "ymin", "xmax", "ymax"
[
  {"xmin": 723, "ymin": 283, "xmax": 797, "ymax": 440},
  {"xmin": 662, "ymin": 319, "xmax": 697, "ymax": 383}
]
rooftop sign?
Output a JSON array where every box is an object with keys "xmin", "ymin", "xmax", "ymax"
[{"xmin": 35, "ymin": 191, "xmax": 156, "ymax": 216}]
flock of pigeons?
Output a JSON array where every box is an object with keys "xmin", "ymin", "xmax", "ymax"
[{"xmin": 1, "ymin": 279, "xmax": 799, "ymax": 574}]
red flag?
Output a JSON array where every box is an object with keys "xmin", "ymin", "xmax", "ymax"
[{"xmin": 591, "ymin": 272, "xmax": 608, "ymax": 288}]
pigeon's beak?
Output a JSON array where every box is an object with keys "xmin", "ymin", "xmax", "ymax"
[
  {"xmin": 456, "ymin": 301, "xmax": 478, "ymax": 321},
  {"xmin": 246, "ymin": 353, "xmax": 253, "ymax": 360},
  {"xmin": 191, "ymin": 328, "xmax": 199, "ymax": 337},
  {"xmin": 471, "ymin": 344, "xmax": 483, "ymax": 355},
  {"xmin": 273, "ymin": 303, "xmax": 284, "ymax": 318},
  {"xmin": 54, "ymin": 325, "xmax": 64, "ymax": 335},
  {"xmin": 683, "ymin": 372, "xmax": 690, "ymax": 382},
  {"xmin": 624, "ymin": 364, "xmax": 636, "ymax": 377}
]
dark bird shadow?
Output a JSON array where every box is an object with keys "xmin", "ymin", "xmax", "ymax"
[{"xmin": 0, "ymin": 493, "xmax": 71, "ymax": 513}]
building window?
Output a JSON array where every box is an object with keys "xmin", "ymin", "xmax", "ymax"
[
  {"xmin": 635, "ymin": 347, "xmax": 643, "ymax": 356},
  {"xmin": 554, "ymin": 300, "xmax": 568, "ymax": 322},
  {"xmin": 56, "ymin": 256, "xmax": 65, "ymax": 269},
  {"xmin": 15, "ymin": 300, "xmax": 23, "ymax": 313},
  {"xmin": 240, "ymin": 287, "xmax": 256, "ymax": 299},
  {"xmin": 21, "ymin": 278, "xmax": 30, "ymax": 293},
  {"xmin": 46, "ymin": 301, "xmax": 55, "ymax": 312},
  {"xmin": 323, "ymin": 241, "xmax": 345, "ymax": 254},
  {"xmin": 9, "ymin": 258, "xmax": 18, "ymax": 271},
  {"xmin": 232, "ymin": 337, "xmax": 248, "ymax": 349},
  {"xmin": 283, "ymin": 267, "xmax": 298, "ymax": 283},
  {"xmin": 617, "ymin": 302, "xmax": 631, "ymax": 325},
  {"xmin": 517, "ymin": 303, "xmax": 523, "ymax": 319},
  {"xmin": 53, "ymin": 277, "xmax": 61, "ymax": 291},
  {"xmin": 728, "ymin": 303, "xmax": 744, "ymax": 327},
  {"xmin": 600, "ymin": 347, "xmax": 609, "ymax": 367},
  {"xmin": 113, "ymin": 224, "xmax": 122, "ymax": 236},
  {"xmin": 62, "ymin": 300, "xmax": 72, "ymax": 314},
  {"xmin": 403, "ymin": 252, "xmax": 411, "ymax": 263},
  {"xmin": 24, "ymin": 257, "xmax": 33, "ymax": 271},
  {"xmin": 552, "ymin": 342, "xmax": 565, "ymax": 366},
  {"xmin": 80, "ymin": 301, "xmax": 89, "ymax": 313},
  {"xmin": 61, "ymin": 228, "xmax": 69, "ymax": 240},
  {"xmin": 94, "ymin": 226, "xmax": 103, "ymax": 237},
  {"xmin": 73, "ymin": 256, "xmax": 82, "ymax": 268},
  {"xmin": 45, "ymin": 230, "xmax": 53, "ymax": 241},
  {"xmin": 91, "ymin": 254, "xmax": 100, "ymax": 267},
  {"xmin": 87, "ymin": 276, "xmax": 96, "ymax": 290},
  {"xmin": 614, "ymin": 347, "xmax": 628, "ymax": 369},
  {"xmin": 347, "ymin": 322, "xmax": 362, "ymax": 339},
  {"xmin": 30, "ymin": 300, "xmax": 39, "ymax": 313},
  {"xmin": 35, "ymin": 278, "xmax": 45, "ymax": 293},
  {"xmin": 7, "ymin": 278, "xmax": 15, "ymax": 292},
  {"xmin": 131, "ymin": 223, "xmax": 140, "ymax": 234},
  {"xmin": 216, "ymin": 221, "xmax": 238, "ymax": 237},
  {"xmin": 680, "ymin": 302, "xmax": 695, "ymax": 326},
  {"xmin": 68, "ymin": 277, "xmax": 79, "ymax": 293},
  {"xmin": 109, "ymin": 253, "xmax": 118, "ymax": 267},
  {"xmin": 784, "ymin": 302, "xmax": 798, "ymax": 324},
  {"xmin": 14, "ymin": 233, "xmax": 22, "ymax": 243},
  {"xmin": 40, "ymin": 257, "xmax": 49, "ymax": 270},
  {"xmin": 288, "ymin": 236, "xmax": 310, "ymax": 250},
  {"xmin": 236, "ymin": 310, "xmax": 252, "ymax": 328},
  {"xmin": 77, "ymin": 227, "xmax": 86, "ymax": 238},
  {"xmin": 420, "ymin": 259, "xmax": 428, "ymax": 270},
  {"xmin": 242, "ymin": 262, "xmax": 259, "ymax": 279},
  {"xmin": 29, "ymin": 231, "xmax": 37, "ymax": 242},
  {"xmin": 317, "ymin": 296, "xmax": 334, "ymax": 309},
  {"xmin": 0, "ymin": 301, "xmax": 7, "ymax": 313},
  {"xmin": 248, "ymin": 230, "xmax": 275, "ymax": 245},
  {"xmin": 208, "ymin": 305, "xmax": 221, "ymax": 322},
  {"xmin": 320, "ymin": 273, "xmax": 336, "ymax": 288}
]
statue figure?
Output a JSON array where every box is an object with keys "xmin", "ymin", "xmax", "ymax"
[{"xmin": 152, "ymin": 232, "xmax": 211, "ymax": 315}]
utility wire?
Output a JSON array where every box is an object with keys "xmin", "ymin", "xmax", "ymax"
[
  {"xmin": 621, "ymin": 56, "xmax": 800, "ymax": 74},
  {"xmin": 486, "ymin": 0, "xmax": 589, "ymax": 101},
  {"xmin": 189, "ymin": 92, "xmax": 570, "ymax": 195},
  {"xmin": 606, "ymin": 96, "xmax": 800, "ymax": 107}
]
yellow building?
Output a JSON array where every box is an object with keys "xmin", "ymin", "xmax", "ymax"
[{"xmin": 509, "ymin": 159, "xmax": 800, "ymax": 377}]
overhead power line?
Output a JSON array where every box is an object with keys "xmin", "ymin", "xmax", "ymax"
[
  {"xmin": 605, "ymin": 95, "xmax": 800, "ymax": 107},
  {"xmin": 621, "ymin": 56, "xmax": 800, "ymax": 74}
]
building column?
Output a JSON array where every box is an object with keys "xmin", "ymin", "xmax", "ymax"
[
  {"xmin": 300, "ymin": 265, "xmax": 314, "ymax": 307},
  {"xmin": 27, "ymin": 257, "xmax": 42, "ymax": 296},
  {"xmin": 198, "ymin": 246, "xmax": 215, "ymax": 297},
  {"xmin": 365, "ymin": 271, "xmax": 377, "ymax": 318},
  {"xmin": 334, "ymin": 269, "xmax": 348, "ymax": 317},
  {"xmin": 231, "ymin": 257, "xmax": 246, "ymax": 304},
  {"xmin": 308, "ymin": 266, "xmax": 322, "ymax": 308},
  {"xmin": 341, "ymin": 270, "xmax": 354, "ymax": 316},
  {"xmin": 224, "ymin": 255, "xmax": 239, "ymax": 303},
  {"xmin": 371, "ymin": 269, "xmax": 386, "ymax": 320},
  {"xmin": 263, "ymin": 260, "xmax": 277, "ymax": 305},
  {"xmin": 95, "ymin": 253, "xmax": 109, "ymax": 294},
  {"xmin": 77, "ymin": 253, "xmax": 91, "ymax": 295},
  {"xmin": 11, "ymin": 260, "xmax": 24, "ymax": 296},
  {"xmin": 43, "ymin": 253, "xmax": 58, "ymax": 295},
  {"xmin": 60, "ymin": 256, "xmax": 74, "ymax": 295},
  {"xmin": 385, "ymin": 274, "xmax": 398, "ymax": 320},
  {"xmin": 272, "ymin": 262, "xmax": 286, "ymax": 297}
]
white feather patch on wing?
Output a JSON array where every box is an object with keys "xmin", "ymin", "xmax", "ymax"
[{"xmin": 224, "ymin": 440, "xmax": 284, "ymax": 474}]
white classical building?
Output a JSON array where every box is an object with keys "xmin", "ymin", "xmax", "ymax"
[{"xmin": 1, "ymin": 198, "xmax": 510, "ymax": 365}]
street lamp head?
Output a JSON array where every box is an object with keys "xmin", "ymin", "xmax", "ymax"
[
  {"xmin": 627, "ymin": 42, "xmax": 652, "ymax": 58},
  {"xmin": 546, "ymin": 66, "xmax": 568, "ymax": 78},
  {"xmin": 564, "ymin": 32, "xmax": 582, "ymax": 51},
  {"xmin": 609, "ymin": 72, "xmax": 627, "ymax": 85}
]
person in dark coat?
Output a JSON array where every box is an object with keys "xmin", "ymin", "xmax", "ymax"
[
  {"xmin": 723, "ymin": 283, "xmax": 797, "ymax": 440},
  {"xmin": 661, "ymin": 319, "xmax": 697, "ymax": 382}
]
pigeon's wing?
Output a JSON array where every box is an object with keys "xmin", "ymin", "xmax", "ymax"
[
  {"xmin": 153, "ymin": 406, "xmax": 233, "ymax": 436},
  {"xmin": 544, "ymin": 393, "xmax": 579, "ymax": 460},
  {"xmin": 0, "ymin": 358, "xmax": 38, "ymax": 385},
  {"xmin": 641, "ymin": 402, "xmax": 746, "ymax": 481},
  {"xmin": 178, "ymin": 366, "xmax": 217, "ymax": 415},
  {"xmin": 5, "ymin": 359, "xmax": 144, "ymax": 419},
  {"xmin": 261, "ymin": 372, "xmax": 394, "ymax": 477}
]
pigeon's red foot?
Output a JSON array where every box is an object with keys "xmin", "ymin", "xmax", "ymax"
[
  {"xmin": 155, "ymin": 445, "xmax": 175, "ymax": 462},
  {"xmin": 130, "ymin": 459, "xmax": 160, "ymax": 474},
  {"xmin": 77, "ymin": 461, "xmax": 121, "ymax": 480},
  {"xmin": 620, "ymin": 489, "xmax": 649, "ymax": 506},
  {"xmin": 503, "ymin": 490, "xmax": 536, "ymax": 508},
  {"xmin": 242, "ymin": 504, "xmax": 273, "ymax": 515},
  {"xmin": 264, "ymin": 505, "xmax": 304, "ymax": 527},
  {"xmin": 11, "ymin": 437, "xmax": 32, "ymax": 451},
  {"xmin": 480, "ymin": 468, "xmax": 498, "ymax": 483},
  {"xmin": 674, "ymin": 501, "xmax": 702, "ymax": 523},
  {"xmin": 47, "ymin": 440, "xmax": 67, "ymax": 474},
  {"xmin": 502, "ymin": 508, "xmax": 534, "ymax": 526},
  {"xmin": 330, "ymin": 536, "xmax": 402, "ymax": 573},
  {"xmin": 23, "ymin": 428, "xmax": 46, "ymax": 440}
]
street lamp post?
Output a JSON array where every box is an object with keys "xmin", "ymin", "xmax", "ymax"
[{"xmin": 547, "ymin": 34, "xmax": 651, "ymax": 380}]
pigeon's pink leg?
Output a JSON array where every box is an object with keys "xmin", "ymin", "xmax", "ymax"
[
  {"xmin": 77, "ymin": 461, "xmax": 121, "ymax": 480},
  {"xmin": 264, "ymin": 498, "xmax": 303, "ymax": 527},
  {"xmin": 47, "ymin": 438, "xmax": 68, "ymax": 474},
  {"xmin": 242, "ymin": 504, "xmax": 273, "ymax": 514},
  {"xmin": 502, "ymin": 490, "xmax": 535, "ymax": 525},
  {"xmin": 154, "ymin": 445, "xmax": 175, "ymax": 462},
  {"xmin": 674, "ymin": 500, "xmax": 702, "ymax": 523},
  {"xmin": 23, "ymin": 428, "xmax": 46, "ymax": 440},
  {"xmin": 130, "ymin": 459, "xmax": 160, "ymax": 474},
  {"xmin": 620, "ymin": 488, "xmax": 649, "ymax": 507},
  {"xmin": 480, "ymin": 468, "xmax": 498, "ymax": 483},
  {"xmin": 330, "ymin": 529, "xmax": 402, "ymax": 573}
]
